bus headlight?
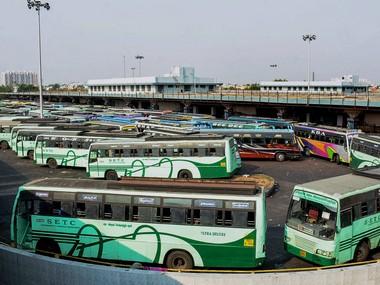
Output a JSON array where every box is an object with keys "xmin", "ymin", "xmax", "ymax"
[{"xmin": 316, "ymin": 249, "xmax": 333, "ymax": 257}]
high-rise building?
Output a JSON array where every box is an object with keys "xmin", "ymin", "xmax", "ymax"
[{"xmin": 0, "ymin": 71, "xmax": 38, "ymax": 86}]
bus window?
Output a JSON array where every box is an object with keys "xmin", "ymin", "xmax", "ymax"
[
  {"xmin": 183, "ymin": 148, "xmax": 191, "ymax": 157},
  {"xmin": 159, "ymin": 148, "xmax": 167, "ymax": 156},
  {"xmin": 103, "ymin": 204, "xmax": 127, "ymax": 220},
  {"xmin": 75, "ymin": 202, "xmax": 86, "ymax": 217},
  {"xmin": 52, "ymin": 201, "xmax": 73, "ymax": 217},
  {"xmin": 86, "ymin": 204, "xmax": 99, "ymax": 219},
  {"xmin": 89, "ymin": 150, "xmax": 98, "ymax": 163},
  {"xmin": 144, "ymin": 149, "xmax": 153, "ymax": 157},
  {"xmin": 133, "ymin": 206, "xmax": 160, "ymax": 222},
  {"xmin": 33, "ymin": 200, "xmax": 52, "ymax": 215},
  {"xmin": 162, "ymin": 208, "xmax": 188, "ymax": 224},
  {"xmin": 192, "ymin": 148, "xmax": 199, "ymax": 156},
  {"xmin": 199, "ymin": 209, "xmax": 216, "ymax": 226},
  {"xmin": 340, "ymin": 209, "xmax": 352, "ymax": 228}
]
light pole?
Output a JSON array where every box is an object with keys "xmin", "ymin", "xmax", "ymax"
[
  {"xmin": 135, "ymin": 55, "xmax": 144, "ymax": 77},
  {"xmin": 269, "ymin": 64, "xmax": 278, "ymax": 80},
  {"xmin": 302, "ymin": 34, "xmax": 317, "ymax": 94},
  {"xmin": 27, "ymin": 0, "xmax": 50, "ymax": 118},
  {"xmin": 123, "ymin": 56, "xmax": 126, "ymax": 77},
  {"xmin": 131, "ymin": 67, "xmax": 136, "ymax": 78}
]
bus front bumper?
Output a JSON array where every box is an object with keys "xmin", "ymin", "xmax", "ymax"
[{"xmin": 284, "ymin": 243, "xmax": 336, "ymax": 266}]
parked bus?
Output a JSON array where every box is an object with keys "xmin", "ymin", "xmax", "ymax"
[
  {"xmin": 228, "ymin": 116, "xmax": 294, "ymax": 130},
  {"xmin": 10, "ymin": 125, "xmax": 56, "ymax": 152},
  {"xmin": 11, "ymin": 177, "xmax": 266, "ymax": 269},
  {"xmin": 350, "ymin": 134, "xmax": 380, "ymax": 170},
  {"xmin": 35, "ymin": 132, "xmax": 144, "ymax": 169},
  {"xmin": 199, "ymin": 128, "xmax": 301, "ymax": 161},
  {"xmin": 15, "ymin": 129, "xmax": 82, "ymax": 159},
  {"xmin": 284, "ymin": 170, "xmax": 380, "ymax": 265},
  {"xmin": 0, "ymin": 125, "xmax": 14, "ymax": 150},
  {"xmin": 87, "ymin": 136, "xmax": 241, "ymax": 180},
  {"xmin": 294, "ymin": 123, "xmax": 360, "ymax": 164}
]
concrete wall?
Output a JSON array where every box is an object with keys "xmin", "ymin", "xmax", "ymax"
[{"xmin": 1, "ymin": 244, "xmax": 380, "ymax": 285}]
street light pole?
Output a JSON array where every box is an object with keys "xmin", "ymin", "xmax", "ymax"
[
  {"xmin": 27, "ymin": 0, "xmax": 50, "ymax": 118},
  {"xmin": 269, "ymin": 64, "xmax": 278, "ymax": 80},
  {"xmin": 123, "ymin": 56, "xmax": 126, "ymax": 77},
  {"xmin": 302, "ymin": 34, "xmax": 316, "ymax": 94},
  {"xmin": 131, "ymin": 67, "xmax": 136, "ymax": 78},
  {"xmin": 135, "ymin": 55, "xmax": 144, "ymax": 77}
]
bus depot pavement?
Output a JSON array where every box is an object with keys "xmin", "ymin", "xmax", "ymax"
[{"xmin": 0, "ymin": 149, "xmax": 351, "ymax": 269}]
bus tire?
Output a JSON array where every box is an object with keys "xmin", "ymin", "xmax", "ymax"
[
  {"xmin": 177, "ymin": 170, "xmax": 193, "ymax": 179},
  {"xmin": 332, "ymin": 154, "xmax": 340, "ymax": 164},
  {"xmin": 304, "ymin": 148, "xmax": 311, "ymax": 157},
  {"xmin": 1, "ymin": 141, "xmax": 9, "ymax": 150},
  {"xmin": 47, "ymin": 158, "xmax": 58, "ymax": 169},
  {"xmin": 36, "ymin": 238, "xmax": 61, "ymax": 257},
  {"xmin": 275, "ymin": 152, "xmax": 286, "ymax": 162},
  {"xmin": 165, "ymin": 250, "xmax": 194, "ymax": 269},
  {"xmin": 353, "ymin": 241, "xmax": 370, "ymax": 262},
  {"xmin": 27, "ymin": 150, "xmax": 34, "ymax": 160},
  {"xmin": 105, "ymin": 170, "xmax": 118, "ymax": 181}
]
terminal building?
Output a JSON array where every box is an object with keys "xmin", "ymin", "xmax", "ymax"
[
  {"xmin": 260, "ymin": 75, "xmax": 371, "ymax": 94},
  {"xmin": 87, "ymin": 66, "xmax": 220, "ymax": 96}
]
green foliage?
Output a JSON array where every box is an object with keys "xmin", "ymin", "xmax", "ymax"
[
  {"xmin": 0, "ymin": 85, "xmax": 13, "ymax": 92},
  {"xmin": 244, "ymin": 84, "xmax": 260, "ymax": 90},
  {"xmin": 17, "ymin": 84, "xmax": 39, "ymax": 92}
]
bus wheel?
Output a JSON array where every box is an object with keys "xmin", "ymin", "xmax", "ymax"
[
  {"xmin": 354, "ymin": 241, "xmax": 370, "ymax": 262},
  {"xmin": 166, "ymin": 250, "xmax": 194, "ymax": 269},
  {"xmin": 332, "ymin": 154, "xmax": 340, "ymax": 164},
  {"xmin": 178, "ymin": 170, "xmax": 193, "ymax": 179},
  {"xmin": 48, "ymin": 158, "xmax": 58, "ymax": 169},
  {"xmin": 275, "ymin": 152, "xmax": 286, "ymax": 162},
  {"xmin": 304, "ymin": 148, "xmax": 311, "ymax": 157},
  {"xmin": 105, "ymin": 170, "xmax": 118, "ymax": 181},
  {"xmin": 36, "ymin": 239, "xmax": 61, "ymax": 257},
  {"xmin": 27, "ymin": 150, "xmax": 34, "ymax": 160},
  {"xmin": 1, "ymin": 141, "xmax": 9, "ymax": 150}
]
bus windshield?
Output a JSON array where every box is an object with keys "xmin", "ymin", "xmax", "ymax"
[{"xmin": 286, "ymin": 196, "xmax": 337, "ymax": 240}]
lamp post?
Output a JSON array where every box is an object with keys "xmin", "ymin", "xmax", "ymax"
[
  {"xmin": 269, "ymin": 64, "xmax": 278, "ymax": 80},
  {"xmin": 27, "ymin": 0, "xmax": 50, "ymax": 118},
  {"xmin": 135, "ymin": 55, "xmax": 144, "ymax": 77},
  {"xmin": 123, "ymin": 56, "xmax": 126, "ymax": 77},
  {"xmin": 302, "ymin": 34, "xmax": 317, "ymax": 94},
  {"xmin": 131, "ymin": 67, "xmax": 136, "ymax": 78}
]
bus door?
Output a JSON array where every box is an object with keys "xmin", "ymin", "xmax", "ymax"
[
  {"xmin": 35, "ymin": 139, "xmax": 44, "ymax": 163},
  {"xmin": 14, "ymin": 193, "xmax": 34, "ymax": 248},
  {"xmin": 89, "ymin": 149, "xmax": 100, "ymax": 175},
  {"xmin": 337, "ymin": 208, "xmax": 353, "ymax": 263}
]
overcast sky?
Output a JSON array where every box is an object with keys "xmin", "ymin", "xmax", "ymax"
[{"xmin": 1, "ymin": 0, "xmax": 380, "ymax": 84}]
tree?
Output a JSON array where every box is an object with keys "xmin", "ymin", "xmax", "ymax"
[
  {"xmin": 0, "ymin": 85, "xmax": 13, "ymax": 92},
  {"xmin": 17, "ymin": 84, "xmax": 39, "ymax": 92}
]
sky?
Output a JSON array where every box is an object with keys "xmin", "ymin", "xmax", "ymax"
[{"xmin": 1, "ymin": 0, "xmax": 380, "ymax": 84}]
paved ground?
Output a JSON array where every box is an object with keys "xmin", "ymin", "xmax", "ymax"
[{"xmin": 0, "ymin": 149, "xmax": 352, "ymax": 268}]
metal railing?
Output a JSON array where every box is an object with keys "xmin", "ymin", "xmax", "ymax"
[{"xmin": 2, "ymin": 90, "xmax": 380, "ymax": 108}]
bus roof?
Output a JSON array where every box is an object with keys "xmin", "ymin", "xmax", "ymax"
[
  {"xmin": 22, "ymin": 178, "xmax": 262, "ymax": 196},
  {"xmin": 295, "ymin": 174, "xmax": 379, "ymax": 199},
  {"xmin": 355, "ymin": 134, "xmax": 380, "ymax": 144},
  {"xmin": 294, "ymin": 123, "xmax": 360, "ymax": 134},
  {"xmin": 199, "ymin": 128, "xmax": 294, "ymax": 136}
]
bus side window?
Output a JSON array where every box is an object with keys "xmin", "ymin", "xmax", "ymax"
[
  {"xmin": 159, "ymin": 148, "xmax": 167, "ymax": 157},
  {"xmin": 104, "ymin": 204, "xmax": 126, "ymax": 220},
  {"xmin": 133, "ymin": 206, "xmax": 160, "ymax": 222},
  {"xmin": 76, "ymin": 202, "xmax": 86, "ymax": 217},
  {"xmin": 198, "ymin": 209, "xmax": 216, "ymax": 226},
  {"xmin": 192, "ymin": 148, "xmax": 199, "ymax": 156},
  {"xmin": 86, "ymin": 203, "xmax": 99, "ymax": 219},
  {"xmin": 33, "ymin": 200, "xmax": 52, "ymax": 215},
  {"xmin": 152, "ymin": 148, "xmax": 159, "ymax": 157},
  {"xmin": 198, "ymin": 148, "xmax": 206, "ymax": 156},
  {"xmin": 183, "ymin": 148, "xmax": 191, "ymax": 157},
  {"xmin": 247, "ymin": 212, "xmax": 255, "ymax": 227},
  {"xmin": 377, "ymin": 197, "xmax": 380, "ymax": 212},
  {"xmin": 162, "ymin": 208, "xmax": 188, "ymax": 224},
  {"xmin": 340, "ymin": 209, "xmax": 352, "ymax": 228},
  {"xmin": 89, "ymin": 151, "xmax": 98, "ymax": 163}
]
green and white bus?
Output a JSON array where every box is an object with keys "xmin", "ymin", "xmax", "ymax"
[
  {"xmin": 10, "ymin": 126, "xmax": 56, "ymax": 152},
  {"xmin": 0, "ymin": 125, "xmax": 13, "ymax": 150},
  {"xmin": 15, "ymin": 129, "xmax": 82, "ymax": 159},
  {"xmin": 11, "ymin": 177, "xmax": 266, "ymax": 269},
  {"xmin": 284, "ymin": 171, "xmax": 380, "ymax": 266},
  {"xmin": 87, "ymin": 136, "xmax": 241, "ymax": 180},
  {"xmin": 350, "ymin": 134, "xmax": 380, "ymax": 170},
  {"xmin": 35, "ymin": 132, "xmax": 144, "ymax": 169}
]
